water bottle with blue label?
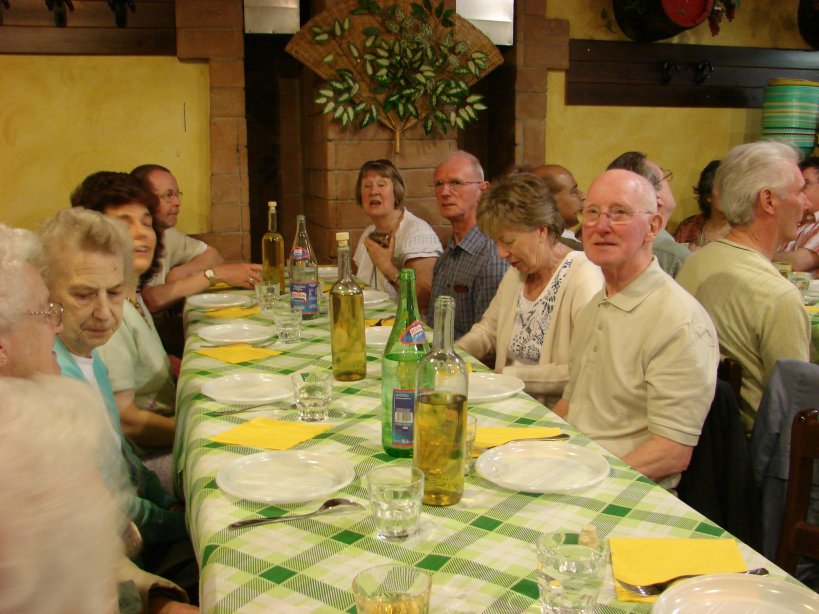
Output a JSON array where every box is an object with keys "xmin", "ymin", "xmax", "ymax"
[{"xmin": 288, "ymin": 214, "xmax": 319, "ymax": 320}]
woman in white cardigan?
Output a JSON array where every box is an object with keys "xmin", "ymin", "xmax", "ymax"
[{"xmin": 457, "ymin": 173, "xmax": 602, "ymax": 407}]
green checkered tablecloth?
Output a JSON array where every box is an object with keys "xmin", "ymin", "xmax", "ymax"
[{"xmin": 175, "ymin": 292, "xmax": 783, "ymax": 613}]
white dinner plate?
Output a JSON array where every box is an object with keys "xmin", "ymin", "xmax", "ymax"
[
  {"xmin": 653, "ymin": 574, "xmax": 819, "ymax": 614},
  {"xmin": 363, "ymin": 289, "xmax": 391, "ymax": 306},
  {"xmin": 187, "ymin": 292, "xmax": 251, "ymax": 309},
  {"xmin": 468, "ymin": 372, "xmax": 525, "ymax": 403},
  {"xmin": 201, "ymin": 372, "xmax": 293, "ymax": 405},
  {"xmin": 216, "ymin": 450, "xmax": 356, "ymax": 503},
  {"xmin": 198, "ymin": 322, "xmax": 274, "ymax": 346},
  {"xmin": 365, "ymin": 326, "xmax": 391, "ymax": 348},
  {"xmin": 318, "ymin": 265, "xmax": 338, "ymax": 279},
  {"xmin": 476, "ymin": 441, "xmax": 609, "ymax": 493}
]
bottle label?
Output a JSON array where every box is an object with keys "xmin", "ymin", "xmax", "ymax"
[
  {"xmin": 399, "ymin": 320, "xmax": 427, "ymax": 344},
  {"xmin": 391, "ymin": 388, "xmax": 415, "ymax": 447},
  {"xmin": 290, "ymin": 280, "xmax": 318, "ymax": 315},
  {"xmin": 291, "ymin": 246, "xmax": 310, "ymax": 261}
]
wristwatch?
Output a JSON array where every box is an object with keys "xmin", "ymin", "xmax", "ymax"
[{"xmin": 204, "ymin": 269, "xmax": 217, "ymax": 286}]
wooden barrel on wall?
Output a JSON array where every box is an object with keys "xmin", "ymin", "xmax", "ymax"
[
  {"xmin": 614, "ymin": 0, "xmax": 714, "ymax": 43},
  {"xmin": 761, "ymin": 79, "xmax": 819, "ymax": 155}
]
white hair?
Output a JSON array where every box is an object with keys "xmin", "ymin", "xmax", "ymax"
[
  {"xmin": 439, "ymin": 150, "xmax": 485, "ymax": 181},
  {"xmin": 716, "ymin": 140, "xmax": 802, "ymax": 226},
  {"xmin": 0, "ymin": 375, "xmax": 131, "ymax": 614},
  {"xmin": 0, "ymin": 224, "xmax": 45, "ymax": 330}
]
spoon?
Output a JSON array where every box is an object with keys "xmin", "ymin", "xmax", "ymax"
[{"xmin": 228, "ymin": 497, "xmax": 365, "ymax": 529}]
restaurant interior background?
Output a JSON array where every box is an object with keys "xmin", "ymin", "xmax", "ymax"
[{"xmin": 0, "ymin": 0, "xmax": 815, "ymax": 263}]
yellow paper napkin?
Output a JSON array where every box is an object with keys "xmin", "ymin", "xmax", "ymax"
[
  {"xmin": 195, "ymin": 343, "xmax": 281, "ymax": 364},
  {"xmin": 207, "ymin": 305, "xmax": 260, "ymax": 318},
  {"xmin": 610, "ymin": 537, "xmax": 746, "ymax": 603},
  {"xmin": 211, "ymin": 418, "xmax": 330, "ymax": 450},
  {"xmin": 472, "ymin": 426, "xmax": 561, "ymax": 455},
  {"xmin": 365, "ymin": 317, "xmax": 396, "ymax": 327}
]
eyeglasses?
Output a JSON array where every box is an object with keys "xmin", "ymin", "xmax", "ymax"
[
  {"xmin": 430, "ymin": 179, "xmax": 482, "ymax": 191},
  {"xmin": 581, "ymin": 206, "xmax": 653, "ymax": 225},
  {"xmin": 661, "ymin": 169, "xmax": 673, "ymax": 183},
  {"xmin": 159, "ymin": 190, "xmax": 183, "ymax": 202},
  {"xmin": 20, "ymin": 302, "xmax": 63, "ymax": 327}
]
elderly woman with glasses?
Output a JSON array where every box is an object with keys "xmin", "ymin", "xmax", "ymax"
[
  {"xmin": 0, "ymin": 224, "xmax": 62, "ymax": 378},
  {"xmin": 70, "ymin": 171, "xmax": 177, "ymax": 460},
  {"xmin": 457, "ymin": 173, "xmax": 602, "ymax": 407},
  {"xmin": 353, "ymin": 159, "xmax": 442, "ymax": 312}
]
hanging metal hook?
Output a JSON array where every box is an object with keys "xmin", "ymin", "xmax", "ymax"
[
  {"xmin": 45, "ymin": 0, "xmax": 74, "ymax": 27},
  {"xmin": 661, "ymin": 59, "xmax": 679, "ymax": 85},
  {"xmin": 694, "ymin": 61, "xmax": 714, "ymax": 85},
  {"xmin": 107, "ymin": 0, "xmax": 135, "ymax": 28}
]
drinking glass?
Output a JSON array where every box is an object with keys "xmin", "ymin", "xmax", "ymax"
[
  {"xmin": 291, "ymin": 369, "xmax": 333, "ymax": 421},
  {"xmin": 352, "ymin": 564, "xmax": 431, "ymax": 614},
  {"xmin": 274, "ymin": 305, "xmax": 302, "ymax": 343},
  {"xmin": 364, "ymin": 465, "xmax": 424, "ymax": 541},
  {"xmin": 536, "ymin": 531, "xmax": 608, "ymax": 614},
  {"xmin": 255, "ymin": 282, "xmax": 279, "ymax": 312}
]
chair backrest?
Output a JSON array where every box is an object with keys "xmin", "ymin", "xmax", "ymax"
[
  {"xmin": 717, "ymin": 356, "xmax": 742, "ymax": 405},
  {"xmin": 775, "ymin": 408, "xmax": 819, "ymax": 575}
]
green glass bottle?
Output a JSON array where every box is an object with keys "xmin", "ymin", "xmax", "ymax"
[
  {"xmin": 381, "ymin": 269, "xmax": 429, "ymax": 457},
  {"xmin": 413, "ymin": 295, "xmax": 468, "ymax": 505},
  {"xmin": 329, "ymin": 232, "xmax": 366, "ymax": 381}
]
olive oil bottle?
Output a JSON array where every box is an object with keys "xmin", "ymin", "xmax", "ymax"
[
  {"xmin": 261, "ymin": 200, "xmax": 285, "ymax": 294},
  {"xmin": 329, "ymin": 232, "xmax": 366, "ymax": 381}
]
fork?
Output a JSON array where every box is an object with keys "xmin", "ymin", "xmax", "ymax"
[{"xmin": 616, "ymin": 567, "xmax": 769, "ymax": 596}]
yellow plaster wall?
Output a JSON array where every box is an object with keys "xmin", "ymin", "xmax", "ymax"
[
  {"xmin": 0, "ymin": 56, "xmax": 210, "ymax": 233},
  {"xmin": 545, "ymin": 1, "xmax": 814, "ymax": 226}
]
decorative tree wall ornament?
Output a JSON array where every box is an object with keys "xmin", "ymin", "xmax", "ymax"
[{"xmin": 285, "ymin": 0, "xmax": 503, "ymax": 152}]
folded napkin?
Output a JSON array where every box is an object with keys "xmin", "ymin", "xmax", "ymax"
[
  {"xmin": 207, "ymin": 305, "xmax": 260, "ymax": 318},
  {"xmin": 195, "ymin": 343, "xmax": 281, "ymax": 364},
  {"xmin": 472, "ymin": 426, "xmax": 561, "ymax": 455},
  {"xmin": 211, "ymin": 418, "xmax": 330, "ymax": 450},
  {"xmin": 610, "ymin": 537, "xmax": 746, "ymax": 603}
]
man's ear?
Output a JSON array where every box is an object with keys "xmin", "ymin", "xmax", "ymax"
[
  {"xmin": 759, "ymin": 188, "xmax": 776, "ymax": 216},
  {"xmin": 645, "ymin": 212, "xmax": 663, "ymax": 243}
]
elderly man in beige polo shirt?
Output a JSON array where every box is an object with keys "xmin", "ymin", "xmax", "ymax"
[{"xmin": 554, "ymin": 169, "xmax": 718, "ymax": 488}]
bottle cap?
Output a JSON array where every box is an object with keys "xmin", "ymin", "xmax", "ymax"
[
  {"xmin": 336, "ymin": 231, "xmax": 349, "ymax": 246},
  {"xmin": 267, "ymin": 201, "xmax": 277, "ymax": 209}
]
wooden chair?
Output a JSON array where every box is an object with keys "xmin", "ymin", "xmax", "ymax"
[
  {"xmin": 775, "ymin": 408, "xmax": 819, "ymax": 575},
  {"xmin": 717, "ymin": 356, "xmax": 742, "ymax": 405}
]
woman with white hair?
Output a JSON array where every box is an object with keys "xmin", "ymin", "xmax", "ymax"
[
  {"xmin": 0, "ymin": 224, "xmax": 62, "ymax": 378},
  {"xmin": 0, "ymin": 375, "xmax": 195, "ymax": 613}
]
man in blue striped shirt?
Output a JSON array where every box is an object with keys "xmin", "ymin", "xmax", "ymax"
[{"xmin": 428, "ymin": 151, "xmax": 508, "ymax": 339}]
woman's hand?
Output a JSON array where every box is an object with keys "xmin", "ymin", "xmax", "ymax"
[{"xmin": 364, "ymin": 233, "xmax": 397, "ymax": 279}]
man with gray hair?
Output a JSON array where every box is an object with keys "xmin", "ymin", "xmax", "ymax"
[
  {"xmin": 0, "ymin": 224, "xmax": 62, "ymax": 378},
  {"xmin": 608, "ymin": 151, "xmax": 691, "ymax": 277},
  {"xmin": 554, "ymin": 169, "xmax": 718, "ymax": 488},
  {"xmin": 678, "ymin": 141, "xmax": 811, "ymax": 431},
  {"xmin": 428, "ymin": 150, "xmax": 508, "ymax": 338}
]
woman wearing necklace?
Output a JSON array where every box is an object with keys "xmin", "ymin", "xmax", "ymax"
[
  {"xmin": 675, "ymin": 160, "xmax": 731, "ymax": 251},
  {"xmin": 70, "ymin": 171, "xmax": 176, "ymax": 468},
  {"xmin": 457, "ymin": 173, "xmax": 602, "ymax": 407},
  {"xmin": 353, "ymin": 159, "xmax": 442, "ymax": 312}
]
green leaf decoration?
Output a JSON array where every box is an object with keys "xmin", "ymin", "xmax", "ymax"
[{"xmin": 286, "ymin": 0, "xmax": 502, "ymax": 147}]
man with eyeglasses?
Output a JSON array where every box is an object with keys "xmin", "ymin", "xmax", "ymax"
[
  {"xmin": 607, "ymin": 151, "xmax": 691, "ymax": 278},
  {"xmin": 0, "ymin": 224, "xmax": 62, "ymax": 378},
  {"xmin": 553, "ymin": 169, "xmax": 718, "ymax": 488},
  {"xmin": 678, "ymin": 141, "xmax": 811, "ymax": 432},
  {"xmin": 774, "ymin": 156, "xmax": 819, "ymax": 277},
  {"xmin": 427, "ymin": 150, "xmax": 508, "ymax": 338},
  {"xmin": 131, "ymin": 164, "xmax": 262, "ymax": 312}
]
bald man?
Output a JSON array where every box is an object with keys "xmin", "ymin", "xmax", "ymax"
[
  {"xmin": 530, "ymin": 164, "xmax": 585, "ymax": 243},
  {"xmin": 554, "ymin": 169, "xmax": 717, "ymax": 488}
]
